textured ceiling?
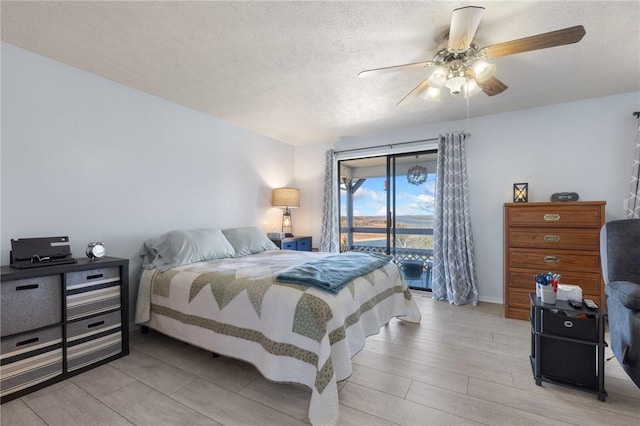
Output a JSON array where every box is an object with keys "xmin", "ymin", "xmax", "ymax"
[{"xmin": 2, "ymin": 1, "xmax": 639, "ymax": 146}]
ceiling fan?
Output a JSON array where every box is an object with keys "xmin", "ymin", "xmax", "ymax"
[{"xmin": 358, "ymin": 6, "xmax": 586, "ymax": 105}]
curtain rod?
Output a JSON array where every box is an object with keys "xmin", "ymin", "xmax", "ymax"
[
  {"xmin": 634, "ymin": 111, "xmax": 640, "ymax": 118},
  {"xmin": 335, "ymin": 137, "xmax": 439, "ymax": 155},
  {"xmin": 335, "ymin": 133, "xmax": 470, "ymax": 155}
]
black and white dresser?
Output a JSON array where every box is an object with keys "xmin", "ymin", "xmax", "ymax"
[{"xmin": 0, "ymin": 257, "xmax": 129, "ymax": 402}]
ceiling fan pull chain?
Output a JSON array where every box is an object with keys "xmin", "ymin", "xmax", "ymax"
[{"xmin": 466, "ymin": 83, "xmax": 471, "ymax": 133}]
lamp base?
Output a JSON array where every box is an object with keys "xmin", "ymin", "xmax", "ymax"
[{"xmin": 284, "ymin": 233, "xmax": 294, "ymax": 238}]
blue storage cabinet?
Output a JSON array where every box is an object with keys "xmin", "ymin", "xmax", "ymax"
[{"xmin": 271, "ymin": 236, "xmax": 312, "ymax": 251}]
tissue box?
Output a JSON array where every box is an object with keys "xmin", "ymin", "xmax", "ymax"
[
  {"xmin": 267, "ymin": 232, "xmax": 286, "ymax": 240},
  {"xmin": 556, "ymin": 284, "xmax": 582, "ymax": 301}
]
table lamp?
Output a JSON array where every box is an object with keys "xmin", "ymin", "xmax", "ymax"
[{"xmin": 272, "ymin": 187, "xmax": 300, "ymax": 237}]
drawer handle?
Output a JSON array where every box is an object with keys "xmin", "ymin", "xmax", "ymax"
[
  {"xmin": 543, "ymin": 214, "xmax": 560, "ymax": 221},
  {"xmin": 544, "ymin": 235, "xmax": 560, "ymax": 242},
  {"xmin": 87, "ymin": 273, "xmax": 104, "ymax": 280},
  {"xmin": 564, "ymin": 320, "xmax": 574, "ymax": 328},
  {"xmin": 87, "ymin": 320, "xmax": 105, "ymax": 329},
  {"xmin": 544, "ymin": 256, "xmax": 560, "ymax": 263},
  {"xmin": 16, "ymin": 284, "xmax": 39, "ymax": 291},
  {"xmin": 16, "ymin": 337, "xmax": 39, "ymax": 346}
]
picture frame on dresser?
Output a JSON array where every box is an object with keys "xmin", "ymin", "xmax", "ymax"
[
  {"xmin": 503, "ymin": 201, "xmax": 606, "ymax": 320},
  {"xmin": 0, "ymin": 256, "xmax": 129, "ymax": 402}
]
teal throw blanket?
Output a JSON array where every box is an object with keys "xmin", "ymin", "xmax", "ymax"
[{"xmin": 276, "ymin": 252, "xmax": 393, "ymax": 293}]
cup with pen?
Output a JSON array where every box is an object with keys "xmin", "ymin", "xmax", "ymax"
[{"xmin": 534, "ymin": 272, "xmax": 560, "ymax": 304}]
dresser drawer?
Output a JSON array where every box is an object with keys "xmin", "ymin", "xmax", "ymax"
[
  {"xmin": 0, "ymin": 326, "xmax": 63, "ymax": 397},
  {"xmin": 297, "ymin": 237, "xmax": 311, "ymax": 251},
  {"xmin": 507, "ymin": 306, "xmax": 530, "ymax": 321},
  {"xmin": 507, "ymin": 268, "xmax": 601, "ymax": 294},
  {"xmin": 507, "ymin": 204, "xmax": 603, "ymax": 228},
  {"xmin": 508, "ymin": 228, "xmax": 600, "ymax": 251},
  {"xmin": 66, "ymin": 311, "xmax": 122, "ymax": 372},
  {"xmin": 66, "ymin": 267, "xmax": 120, "ymax": 289},
  {"xmin": 66, "ymin": 267, "xmax": 121, "ymax": 320},
  {"xmin": 1, "ymin": 275, "xmax": 62, "ymax": 337},
  {"xmin": 282, "ymin": 241, "xmax": 297, "ymax": 250},
  {"xmin": 542, "ymin": 310, "xmax": 598, "ymax": 341},
  {"xmin": 508, "ymin": 287, "xmax": 534, "ymax": 310},
  {"xmin": 67, "ymin": 310, "xmax": 121, "ymax": 342},
  {"xmin": 66, "ymin": 285, "xmax": 121, "ymax": 321},
  {"xmin": 509, "ymin": 249, "xmax": 601, "ymax": 273}
]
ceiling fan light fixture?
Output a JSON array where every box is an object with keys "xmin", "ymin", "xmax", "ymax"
[
  {"xmin": 423, "ymin": 87, "xmax": 441, "ymax": 101},
  {"xmin": 358, "ymin": 6, "xmax": 586, "ymax": 106},
  {"xmin": 427, "ymin": 66, "xmax": 448, "ymax": 88},
  {"xmin": 445, "ymin": 75, "xmax": 466, "ymax": 95},
  {"xmin": 472, "ymin": 61, "xmax": 496, "ymax": 83},
  {"xmin": 463, "ymin": 79, "xmax": 482, "ymax": 98}
]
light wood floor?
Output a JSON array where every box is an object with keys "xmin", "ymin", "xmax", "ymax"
[{"xmin": 2, "ymin": 293, "xmax": 639, "ymax": 425}]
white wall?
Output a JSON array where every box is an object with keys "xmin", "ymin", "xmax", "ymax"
[
  {"xmin": 1, "ymin": 43, "xmax": 295, "ymax": 321},
  {"xmin": 3, "ymin": 42, "xmax": 638, "ymax": 310},
  {"xmin": 295, "ymin": 91, "xmax": 640, "ymax": 303}
]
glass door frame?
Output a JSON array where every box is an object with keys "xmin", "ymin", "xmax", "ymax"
[{"xmin": 338, "ymin": 149, "xmax": 436, "ymax": 250}]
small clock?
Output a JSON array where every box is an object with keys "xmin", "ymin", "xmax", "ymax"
[{"xmin": 86, "ymin": 242, "xmax": 105, "ymax": 259}]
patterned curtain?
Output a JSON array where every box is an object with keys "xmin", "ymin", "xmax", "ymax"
[
  {"xmin": 320, "ymin": 149, "xmax": 340, "ymax": 252},
  {"xmin": 625, "ymin": 116, "xmax": 640, "ymax": 218},
  {"xmin": 432, "ymin": 133, "xmax": 479, "ymax": 305}
]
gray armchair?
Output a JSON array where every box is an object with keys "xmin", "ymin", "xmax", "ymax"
[{"xmin": 600, "ymin": 219, "xmax": 640, "ymax": 387}]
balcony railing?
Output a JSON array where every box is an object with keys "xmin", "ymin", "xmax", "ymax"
[{"xmin": 340, "ymin": 226, "xmax": 433, "ymax": 291}]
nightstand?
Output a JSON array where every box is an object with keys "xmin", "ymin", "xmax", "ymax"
[
  {"xmin": 270, "ymin": 236, "xmax": 312, "ymax": 251},
  {"xmin": 529, "ymin": 292, "xmax": 607, "ymax": 401}
]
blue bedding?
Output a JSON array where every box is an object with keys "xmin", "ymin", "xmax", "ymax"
[{"xmin": 276, "ymin": 252, "xmax": 393, "ymax": 293}]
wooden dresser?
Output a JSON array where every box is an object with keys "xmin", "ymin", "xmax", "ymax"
[{"xmin": 504, "ymin": 201, "xmax": 606, "ymax": 320}]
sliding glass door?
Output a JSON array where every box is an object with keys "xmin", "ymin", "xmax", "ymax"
[{"xmin": 339, "ymin": 150, "xmax": 437, "ymax": 290}]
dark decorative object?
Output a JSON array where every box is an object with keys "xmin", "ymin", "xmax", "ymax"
[
  {"xmin": 407, "ymin": 165, "xmax": 427, "ymax": 185},
  {"xmin": 513, "ymin": 183, "xmax": 528, "ymax": 202},
  {"xmin": 551, "ymin": 192, "xmax": 579, "ymax": 202},
  {"xmin": 10, "ymin": 236, "xmax": 76, "ymax": 268}
]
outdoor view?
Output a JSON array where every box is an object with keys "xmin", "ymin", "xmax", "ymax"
[
  {"xmin": 339, "ymin": 153, "xmax": 436, "ymax": 290},
  {"xmin": 339, "ymin": 163, "xmax": 436, "ymax": 251}
]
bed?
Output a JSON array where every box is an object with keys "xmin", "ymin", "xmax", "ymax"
[{"xmin": 134, "ymin": 227, "xmax": 421, "ymax": 425}]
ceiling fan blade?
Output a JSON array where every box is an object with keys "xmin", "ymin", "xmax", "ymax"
[
  {"xmin": 448, "ymin": 6, "xmax": 485, "ymax": 51},
  {"xmin": 358, "ymin": 61, "xmax": 433, "ymax": 78},
  {"xmin": 397, "ymin": 79, "xmax": 430, "ymax": 106},
  {"xmin": 477, "ymin": 76, "xmax": 508, "ymax": 96},
  {"xmin": 481, "ymin": 25, "xmax": 586, "ymax": 58}
]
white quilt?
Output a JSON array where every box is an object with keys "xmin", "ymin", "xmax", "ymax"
[{"xmin": 135, "ymin": 250, "xmax": 421, "ymax": 425}]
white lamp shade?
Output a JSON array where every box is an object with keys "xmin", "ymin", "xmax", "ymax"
[
  {"xmin": 473, "ymin": 61, "xmax": 496, "ymax": 83},
  {"xmin": 445, "ymin": 76, "xmax": 466, "ymax": 94},
  {"xmin": 427, "ymin": 67, "xmax": 448, "ymax": 88},
  {"xmin": 423, "ymin": 86, "xmax": 441, "ymax": 101},
  {"xmin": 272, "ymin": 187, "xmax": 300, "ymax": 208},
  {"xmin": 463, "ymin": 79, "xmax": 482, "ymax": 98}
]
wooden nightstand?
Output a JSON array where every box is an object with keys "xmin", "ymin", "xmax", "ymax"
[{"xmin": 270, "ymin": 236, "xmax": 312, "ymax": 251}]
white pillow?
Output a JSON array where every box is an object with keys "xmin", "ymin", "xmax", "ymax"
[
  {"xmin": 141, "ymin": 228, "xmax": 235, "ymax": 271},
  {"xmin": 221, "ymin": 226, "xmax": 278, "ymax": 256}
]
